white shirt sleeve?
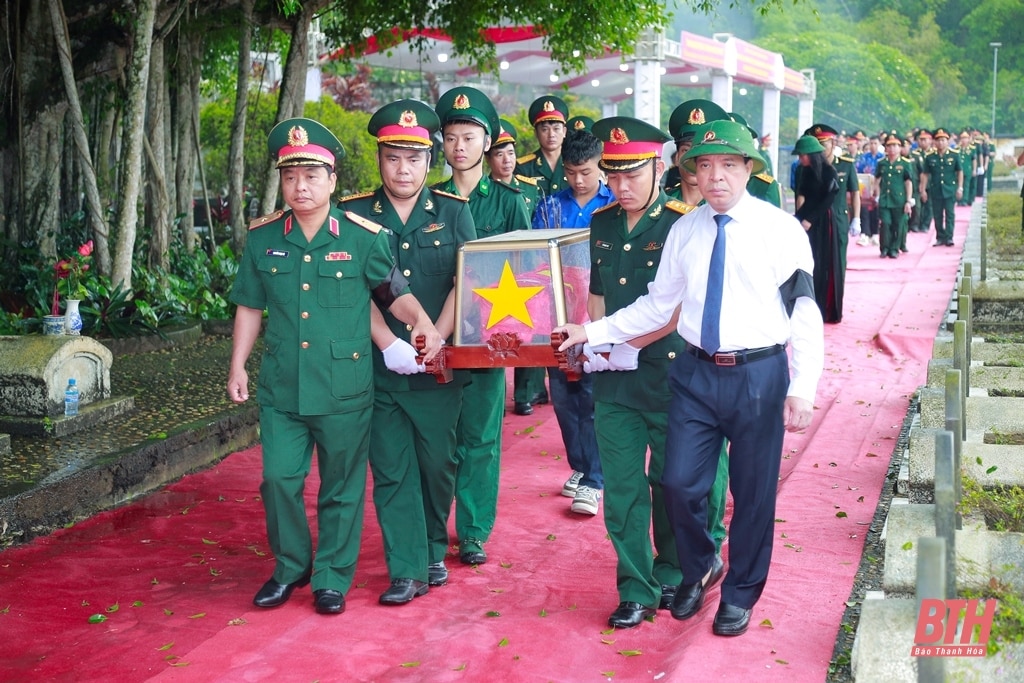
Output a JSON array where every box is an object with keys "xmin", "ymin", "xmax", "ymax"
[{"xmin": 787, "ymin": 296, "xmax": 824, "ymax": 402}]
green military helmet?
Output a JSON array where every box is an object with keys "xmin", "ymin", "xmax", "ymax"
[
  {"xmin": 792, "ymin": 135, "xmax": 825, "ymax": 155},
  {"xmin": 728, "ymin": 112, "xmax": 760, "ymax": 140},
  {"xmin": 681, "ymin": 120, "xmax": 766, "ymax": 175},
  {"xmin": 494, "ymin": 118, "xmax": 519, "ymax": 147},
  {"xmin": 528, "ymin": 95, "xmax": 569, "ymax": 126},
  {"xmin": 566, "ymin": 115, "xmax": 595, "ymax": 133},
  {"xmin": 368, "ymin": 99, "xmax": 439, "ymax": 150},
  {"xmin": 435, "ymin": 86, "xmax": 500, "ymax": 139},
  {"xmin": 668, "ymin": 99, "xmax": 729, "ymax": 144},
  {"xmin": 592, "ymin": 116, "xmax": 671, "ymax": 172},
  {"xmin": 268, "ymin": 117, "xmax": 345, "ymax": 169}
]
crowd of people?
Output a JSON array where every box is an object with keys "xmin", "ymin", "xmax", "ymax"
[{"xmin": 236, "ymin": 87, "xmax": 1021, "ymax": 638}]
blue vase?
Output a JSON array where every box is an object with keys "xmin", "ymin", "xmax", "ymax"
[{"xmin": 65, "ymin": 299, "xmax": 83, "ymax": 335}]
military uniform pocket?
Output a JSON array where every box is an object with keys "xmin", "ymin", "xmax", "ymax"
[
  {"xmin": 256, "ymin": 256, "xmax": 296, "ymax": 303},
  {"xmin": 415, "ymin": 228, "xmax": 455, "ymax": 276},
  {"xmin": 330, "ymin": 336, "xmax": 372, "ymax": 399},
  {"xmin": 317, "ymin": 260, "xmax": 359, "ymax": 308}
]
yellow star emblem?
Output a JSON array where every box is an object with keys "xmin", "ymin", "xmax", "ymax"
[{"xmin": 472, "ymin": 260, "xmax": 545, "ymax": 329}]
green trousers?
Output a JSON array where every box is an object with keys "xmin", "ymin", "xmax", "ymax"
[
  {"xmin": 595, "ymin": 401, "xmax": 729, "ymax": 607},
  {"xmin": 369, "ymin": 384, "xmax": 462, "ymax": 581},
  {"xmin": 933, "ymin": 195, "xmax": 957, "ymax": 244},
  {"xmin": 258, "ymin": 405, "xmax": 370, "ymax": 592},
  {"xmin": 454, "ymin": 368, "xmax": 505, "ymax": 545},
  {"xmin": 513, "ymin": 366, "xmax": 546, "ymax": 404}
]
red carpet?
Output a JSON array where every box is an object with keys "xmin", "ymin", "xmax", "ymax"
[{"xmin": 0, "ymin": 209, "xmax": 969, "ymax": 682}]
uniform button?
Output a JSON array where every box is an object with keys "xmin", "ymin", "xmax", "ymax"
[
  {"xmin": 271, "ymin": 267, "xmax": 277, "ymax": 273},
  {"xmin": 406, "ymin": 324, "xmax": 414, "ymax": 332},
  {"xmin": 433, "ymin": 240, "xmax": 440, "ymax": 246},
  {"xmin": 402, "ymin": 242, "xmax": 410, "ymax": 250},
  {"xmin": 301, "ymin": 341, "xmax": 309, "ymax": 349},
  {"xmin": 403, "ymin": 269, "xmax": 411, "ymax": 277},
  {"xmin": 352, "ymin": 352, "xmax": 360, "ymax": 360},
  {"xmin": 668, "ymin": 351, "xmax": 676, "ymax": 359},
  {"xmin": 301, "ymin": 311, "xmax": 309, "ymax": 319},
  {"xmin": 336, "ymin": 271, "xmax": 343, "ymax": 278},
  {"xmin": 623, "ymin": 244, "xmax": 631, "ymax": 251},
  {"xmin": 304, "ymin": 255, "xmax": 311, "ymax": 262},
  {"xmin": 618, "ymin": 277, "xmax": 627, "ymax": 285},
  {"xmin": 646, "ymin": 260, "xmax": 654, "ymax": 267},
  {"xmin": 302, "ymin": 283, "xmax": 310, "ymax": 291}
]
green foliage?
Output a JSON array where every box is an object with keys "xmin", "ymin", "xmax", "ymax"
[
  {"xmin": 960, "ymin": 475, "xmax": 1024, "ymax": 532},
  {"xmin": 985, "ymin": 191, "xmax": 1022, "ymax": 256},
  {"xmin": 963, "ymin": 580, "xmax": 1024, "ymax": 655}
]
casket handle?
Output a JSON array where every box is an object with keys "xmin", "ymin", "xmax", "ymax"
[
  {"xmin": 415, "ymin": 336, "xmax": 454, "ymax": 384},
  {"xmin": 550, "ymin": 331, "xmax": 584, "ymax": 381}
]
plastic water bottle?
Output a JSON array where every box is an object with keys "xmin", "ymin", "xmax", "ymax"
[{"xmin": 64, "ymin": 379, "xmax": 80, "ymax": 417}]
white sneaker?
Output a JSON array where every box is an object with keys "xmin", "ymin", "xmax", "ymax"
[
  {"xmin": 561, "ymin": 470, "xmax": 583, "ymax": 497},
  {"xmin": 870, "ymin": 234, "xmax": 880, "ymax": 246},
  {"xmin": 571, "ymin": 486, "xmax": 601, "ymax": 515},
  {"xmin": 856, "ymin": 234, "xmax": 870, "ymax": 246}
]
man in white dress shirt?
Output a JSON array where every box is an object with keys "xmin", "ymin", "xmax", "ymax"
[{"xmin": 556, "ymin": 119, "xmax": 824, "ymax": 636}]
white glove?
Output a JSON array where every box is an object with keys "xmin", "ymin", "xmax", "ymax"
[
  {"xmin": 908, "ymin": 198, "xmax": 916, "ymax": 208},
  {"xmin": 382, "ymin": 339, "xmax": 425, "ymax": 375},
  {"xmin": 608, "ymin": 343, "xmax": 641, "ymax": 371},
  {"xmin": 582, "ymin": 343, "xmax": 611, "ymax": 374},
  {"xmin": 976, "ymin": 166, "xmax": 985, "ymax": 176},
  {"xmin": 849, "ymin": 216, "xmax": 861, "ymax": 237}
]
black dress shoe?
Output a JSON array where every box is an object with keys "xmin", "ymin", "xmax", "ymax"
[
  {"xmin": 608, "ymin": 602, "xmax": 656, "ymax": 628},
  {"xmin": 530, "ymin": 391, "xmax": 549, "ymax": 405},
  {"xmin": 659, "ymin": 584, "xmax": 677, "ymax": 610},
  {"xmin": 459, "ymin": 540, "xmax": 487, "ymax": 565},
  {"xmin": 313, "ymin": 589, "xmax": 345, "ymax": 615},
  {"xmin": 513, "ymin": 402, "xmax": 533, "ymax": 416},
  {"xmin": 712, "ymin": 602, "xmax": 753, "ymax": 636},
  {"xmin": 379, "ymin": 578, "xmax": 428, "ymax": 605},
  {"xmin": 945, "ymin": 241, "xmax": 955, "ymax": 247},
  {"xmin": 427, "ymin": 562, "xmax": 448, "ymax": 586},
  {"xmin": 253, "ymin": 569, "xmax": 312, "ymax": 608},
  {"xmin": 670, "ymin": 555, "xmax": 725, "ymax": 621}
]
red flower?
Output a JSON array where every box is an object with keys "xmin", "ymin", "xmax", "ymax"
[
  {"xmin": 52, "ymin": 241, "xmax": 94, "ymax": 303},
  {"xmin": 78, "ymin": 240, "xmax": 94, "ymax": 257}
]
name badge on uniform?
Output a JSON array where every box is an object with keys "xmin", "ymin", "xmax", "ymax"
[
  {"xmin": 326, "ymin": 252, "xmax": 352, "ymax": 261},
  {"xmin": 595, "ymin": 240, "xmax": 613, "ymax": 250},
  {"xmin": 266, "ymin": 249, "xmax": 289, "ymax": 257},
  {"xmin": 423, "ymin": 223, "xmax": 445, "ymax": 233}
]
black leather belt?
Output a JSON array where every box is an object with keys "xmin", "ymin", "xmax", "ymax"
[{"xmin": 684, "ymin": 343, "xmax": 786, "ymax": 366}]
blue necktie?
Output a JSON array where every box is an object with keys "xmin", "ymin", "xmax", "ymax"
[{"xmin": 700, "ymin": 214, "xmax": 731, "ymax": 354}]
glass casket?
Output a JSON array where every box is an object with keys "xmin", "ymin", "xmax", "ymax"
[{"xmin": 420, "ymin": 228, "xmax": 589, "ymax": 381}]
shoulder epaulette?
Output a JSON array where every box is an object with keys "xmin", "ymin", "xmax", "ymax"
[
  {"xmin": 430, "ymin": 188, "xmax": 470, "ymax": 203},
  {"xmin": 338, "ymin": 190, "xmax": 374, "ymax": 203},
  {"xmin": 343, "ymin": 210, "xmax": 382, "ymax": 234},
  {"xmin": 516, "ymin": 152, "xmax": 538, "ymax": 165},
  {"xmin": 514, "ymin": 174, "xmax": 539, "ymax": 186},
  {"xmin": 838, "ymin": 155, "xmax": 855, "ymax": 164},
  {"xmin": 665, "ymin": 199, "xmax": 696, "ymax": 215},
  {"xmin": 902, "ymin": 156, "xmax": 914, "ymax": 162},
  {"xmin": 492, "ymin": 178, "xmax": 522, "ymax": 194},
  {"xmin": 754, "ymin": 172, "xmax": 775, "ymax": 184},
  {"xmin": 592, "ymin": 201, "xmax": 620, "ymax": 215},
  {"xmin": 249, "ymin": 210, "xmax": 284, "ymax": 230}
]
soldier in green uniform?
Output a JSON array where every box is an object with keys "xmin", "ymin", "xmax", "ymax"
[
  {"xmin": 912, "ymin": 129, "xmax": 935, "ymax": 233},
  {"xmin": 579, "ymin": 116, "xmax": 683, "ymax": 629},
  {"xmin": 512, "ymin": 96, "xmax": 570, "ymax": 416},
  {"xmin": 873, "ymin": 133, "xmax": 914, "ymax": 259},
  {"xmin": 803, "ymin": 124, "xmax": 860, "ymax": 279},
  {"xmin": 228, "ymin": 118, "xmax": 442, "ymax": 616},
  {"xmin": 666, "ymin": 99, "xmax": 730, "ymax": 206},
  {"xmin": 339, "ymin": 100, "xmax": 477, "ymax": 605},
  {"xmin": 432, "ymin": 87, "xmax": 531, "ymax": 567},
  {"xmin": 920, "ymin": 128, "xmax": 964, "ymax": 247},
  {"xmin": 729, "ymin": 112, "xmax": 782, "ymax": 208},
  {"xmin": 957, "ymin": 130, "xmax": 977, "ymax": 206},
  {"xmin": 486, "ymin": 119, "xmax": 539, "ymax": 216}
]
